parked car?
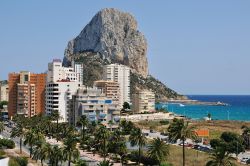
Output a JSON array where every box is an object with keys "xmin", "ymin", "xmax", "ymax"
[{"xmin": 241, "ymin": 157, "xmax": 250, "ymax": 163}]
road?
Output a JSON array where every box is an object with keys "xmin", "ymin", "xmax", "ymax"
[{"xmin": 2, "ymin": 126, "xmax": 30, "ymax": 155}]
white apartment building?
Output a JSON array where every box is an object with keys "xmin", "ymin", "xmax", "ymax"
[
  {"xmin": 132, "ymin": 90, "xmax": 155, "ymax": 113},
  {"xmin": 46, "ymin": 59, "xmax": 82, "ymax": 122},
  {"xmin": 0, "ymin": 82, "xmax": 9, "ymax": 102},
  {"xmin": 103, "ymin": 64, "xmax": 130, "ymax": 107},
  {"xmin": 71, "ymin": 87, "xmax": 120, "ymax": 126}
]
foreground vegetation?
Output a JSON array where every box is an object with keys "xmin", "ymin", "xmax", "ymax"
[{"xmin": 0, "ymin": 112, "xmax": 249, "ymax": 166}]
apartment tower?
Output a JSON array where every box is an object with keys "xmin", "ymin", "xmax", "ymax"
[
  {"xmin": 103, "ymin": 64, "xmax": 130, "ymax": 107},
  {"xmin": 94, "ymin": 80, "xmax": 120, "ymax": 106},
  {"xmin": 8, "ymin": 71, "xmax": 46, "ymax": 118},
  {"xmin": 45, "ymin": 59, "xmax": 81, "ymax": 122},
  {"xmin": 132, "ymin": 90, "xmax": 155, "ymax": 113}
]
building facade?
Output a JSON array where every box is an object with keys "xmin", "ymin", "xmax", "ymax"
[
  {"xmin": 94, "ymin": 80, "xmax": 120, "ymax": 106},
  {"xmin": 71, "ymin": 87, "xmax": 120, "ymax": 126},
  {"xmin": 45, "ymin": 59, "xmax": 82, "ymax": 122},
  {"xmin": 103, "ymin": 64, "xmax": 130, "ymax": 107},
  {"xmin": 8, "ymin": 71, "xmax": 46, "ymax": 118},
  {"xmin": 132, "ymin": 90, "xmax": 155, "ymax": 113},
  {"xmin": 0, "ymin": 81, "xmax": 9, "ymax": 102}
]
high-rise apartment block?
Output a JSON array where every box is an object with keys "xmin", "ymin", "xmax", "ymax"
[
  {"xmin": 71, "ymin": 87, "xmax": 120, "ymax": 126},
  {"xmin": 94, "ymin": 80, "xmax": 120, "ymax": 106},
  {"xmin": 132, "ymin": 90, "xmax": 155, "ymax": 113},
  {"xmin": 103, "ymin": 64, "xmax": 130, "ymax": 107},
  {"xmin": 45, "ymin": 59, "xmax": 82, "ymax": 122},
  {"xmin": 8, "ymin": 71, "xmax": 46, "ymax": 118},
  {"xmin": 0, "ymin": 81, "xmax": 9, "ymax": 102}
]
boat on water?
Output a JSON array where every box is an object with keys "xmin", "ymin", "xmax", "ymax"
[
  {"xmin": 215, "ymin": 101, "xmax": 229, "ymax": 106},
  {"xmin": 179, "ymin": 103, "xmax": 185, "ymax": 107}
]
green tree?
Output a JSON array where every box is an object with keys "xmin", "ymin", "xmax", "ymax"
[
  {"xmin": 167, "ymin": 118, "xmax": 197, "ymax": 166},
  {"xmin": 0, "ymin": 101, "xmax": 8, "ymax": 109},
  {"xmin": 63, "ymin": 136, "xmax": 80, "ymax": 166},
  {"xmin": 95, "ymin": 125, "xmax": 110, "ymax": 160},
  {"xmin": 50, "ymin": 145, "xmax": 64, "ymax": 166},
  {"xmin": 97, "ymin": 160, "xmax": 113, "ymax": 166},
  {"xmin": 129, "ymin": 127, "xmax": 147, "ymax": 165},
  {"xmin": 147, "ymin": 137, "xmax": 169, "ymax": 165},
  {"xmin": 206, "ymin": 147, "xmax": 236, "ymax": 166},
  {"xmin": 0, "ymin": 121, "xmax": 4, "ymax": 134},
  {"xmin": 51, "ymin": 110, "xmax": 60, "ymax": 142},
  {"xmin": 32, "ymin": 140, "xmax": 46, "ymax": 165},
  {"xmin": 78, "ymin": 115, "xmax": 89, "ymax": 140},
  {"xmin": 241, "ymin": 125, "xmax": 250, "ymax": 150},
  {"xmin": 24, "ymin": 129, "xmax": 44, "ymax": 158},
  {"xmin": 208, "ymin": 113, "xmax": 211, "ymax": 120},
  {"xmin": 75, "ymin": 159, "xmax": 87, "ymax": 166},
  {"xmin": 11, "ymin": 122, "xmax": 26, "ymax": 154},
  {"xmin": 119, "ymin": 120, "xmax": 135, "ymax": 135},
  {"xmin": 107, "ymin": 129, "xmax": 127, "ymax": 164},
  {"xmin": 122, "ymin": 102, "xmax": 130, "ymax": 110},
  {"xmin": 210, "ymin": 132, "xmax": 244, "ymax": 155}
]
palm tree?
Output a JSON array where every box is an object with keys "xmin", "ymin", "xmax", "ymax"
[
  {"xmin": 0, "ymin": 121, "xmax": 4, "ymax": 134},
  {"xmin": 167, "ymin": 118, "xmax": 197, "ymax": 166},
  {"xmin": 78, "ymin": 115, "xmax": 88, "ymax": 140},
  {"xmin": 33, "ymin": 142, "xmax": 52, "ymax": 166},
  {"xmin": 107, "ymin": 129, "xmax": 127, "ymax": 164},
  {"xmin": 147, "ymin": 137, "xmax": 169, "ymax": 165},
  {"xmin": 129, "ymin": 127, "xmax": 147, "ymax": 165},
  {"xmin": 206, "ymin": 147, "xmax": 236, "ymax": 166},
  {"xmin": 32, "ymin": 140, "xmax": 45, "ymax": 165},
  {"xmin": 24, "ymin": 129, "xmax": 42, "ymax": 158},
  {"xmin": 11, "ymin": 122, "xmax": 26, "ymax": 154},
  {"xmin": 50, "ymin": 145, "xmax": 64, "ymax": 166},
  {"xmin": 63, "ymin": 136, "xmax": 80, "ymax": 166},
  {"xmin": 97, "ymin": 160, "xmax": 114, "ymax": 166},
  {"xmin": 95, "ymin": 125, "xmax": 110, "ymax": 160},
  {"xmin": 51, "ymin": 110, "xmax": 60, "ymax": 141},
  {"xmin": 242, "ymin": 125, "xmax": 250, "ymax": 150}
]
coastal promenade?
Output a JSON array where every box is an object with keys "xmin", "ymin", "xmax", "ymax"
[{"xmin": 121, "ymin": 112, "xmax": 177, "ymax": 122}]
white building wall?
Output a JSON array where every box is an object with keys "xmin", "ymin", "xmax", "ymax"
[
  {"xmin": 46, "ymin": 59, "xmax": 82, "ymax": 122},
  {"xmin": 0, "ymin": 84, "xmax": 9, "ymax": 102},
  {"xmin": 103, "ymin": 64, "xmax": 130, "ymax": 107}
]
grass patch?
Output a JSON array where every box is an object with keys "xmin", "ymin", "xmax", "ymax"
[{"xmin": 167, "ymin": 145, "xmax": 244, "ymax": 166}]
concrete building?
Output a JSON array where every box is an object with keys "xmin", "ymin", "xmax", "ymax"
[
  {"xmin": 45, "ymin": 59, "xmax": 82, "ymax": 122},
  {"xmin": 132, "ymin": 90, "xmax": 155, "ymax": 113},
  {"xmin": 71, "ymin": 87, "xmax": 120, "ymax": 126},
  {"xmin": 103, "ymin": 64, "xmax": 130, "ymax": 107},
  {"xmin": 0, "ymin": 81, "xmax": 9, "ymax": 102},
  {"xmin": 8, "ymin": 71, "xmax": 46, "ymax": 118},
  {"xmin": 94, "ymin": 80, "xmax": 120, "ymax": 106}
]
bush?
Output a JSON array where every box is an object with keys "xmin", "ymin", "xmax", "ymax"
[
  {"xmin": 8, "ymin": 157, "xmax": 28, "ymax": 166},
  {"xmin": 0, "ymin": 150, "xmax": 6, "ymax": 159},
  {"xmin": 0, "ymin": 138, "xmax": 15, "ymax": 149},
  {"xmin": 159, "ymin": 120, "xmax": 169, "ymax": 125}
]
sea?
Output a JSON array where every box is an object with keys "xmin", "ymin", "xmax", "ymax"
[{"xmin": 156, "ymin": 95, "xmax": 250, "ymax": 121}]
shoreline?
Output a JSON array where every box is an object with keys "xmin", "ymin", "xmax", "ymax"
[{"xmin": 160, "ymin": 99, "xmax": 229, "ymax": 106}]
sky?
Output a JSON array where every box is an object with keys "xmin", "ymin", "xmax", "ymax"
[{"xmin": 0, "ymin": 1, "xmax": 249, "ymax": 95}]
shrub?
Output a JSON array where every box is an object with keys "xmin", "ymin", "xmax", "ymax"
[
  {"xmin": 159, "ymin": 120, "xmax": 169, "ymax": 125},
  {"xmin": 8, "ymin": 157, "xmax": 28, "ymax": 166},
  {"xmin": 0, "ymin": 138, "xmax": 15, "ymax": 149}
]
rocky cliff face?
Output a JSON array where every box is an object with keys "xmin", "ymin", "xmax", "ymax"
[
  {"xmin": 64, "ymin": 8, "xmax": 148, "ymax": 77},
  {"xmin": 63, "ymin": 8, "xmax": 184, "ymax": 100}
]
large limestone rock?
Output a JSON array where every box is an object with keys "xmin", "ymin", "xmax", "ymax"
[{"xmin": 64, "ymin": 8, "xmax": 148, "ymax": 77}]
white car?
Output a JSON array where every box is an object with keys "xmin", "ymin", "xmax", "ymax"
[{"xmin": 241, "ymin": 157, "xmax": 250, "ymax": 163}]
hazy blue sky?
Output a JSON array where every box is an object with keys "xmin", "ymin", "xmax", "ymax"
[{"xmin": 0, "ymin": 1, "xmax": 249, "ymax": 95}]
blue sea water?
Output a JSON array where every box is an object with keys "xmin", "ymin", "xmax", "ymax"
[{"xmin": 157, "ymin": 95, "xmax": 250, "ymax": 121}]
